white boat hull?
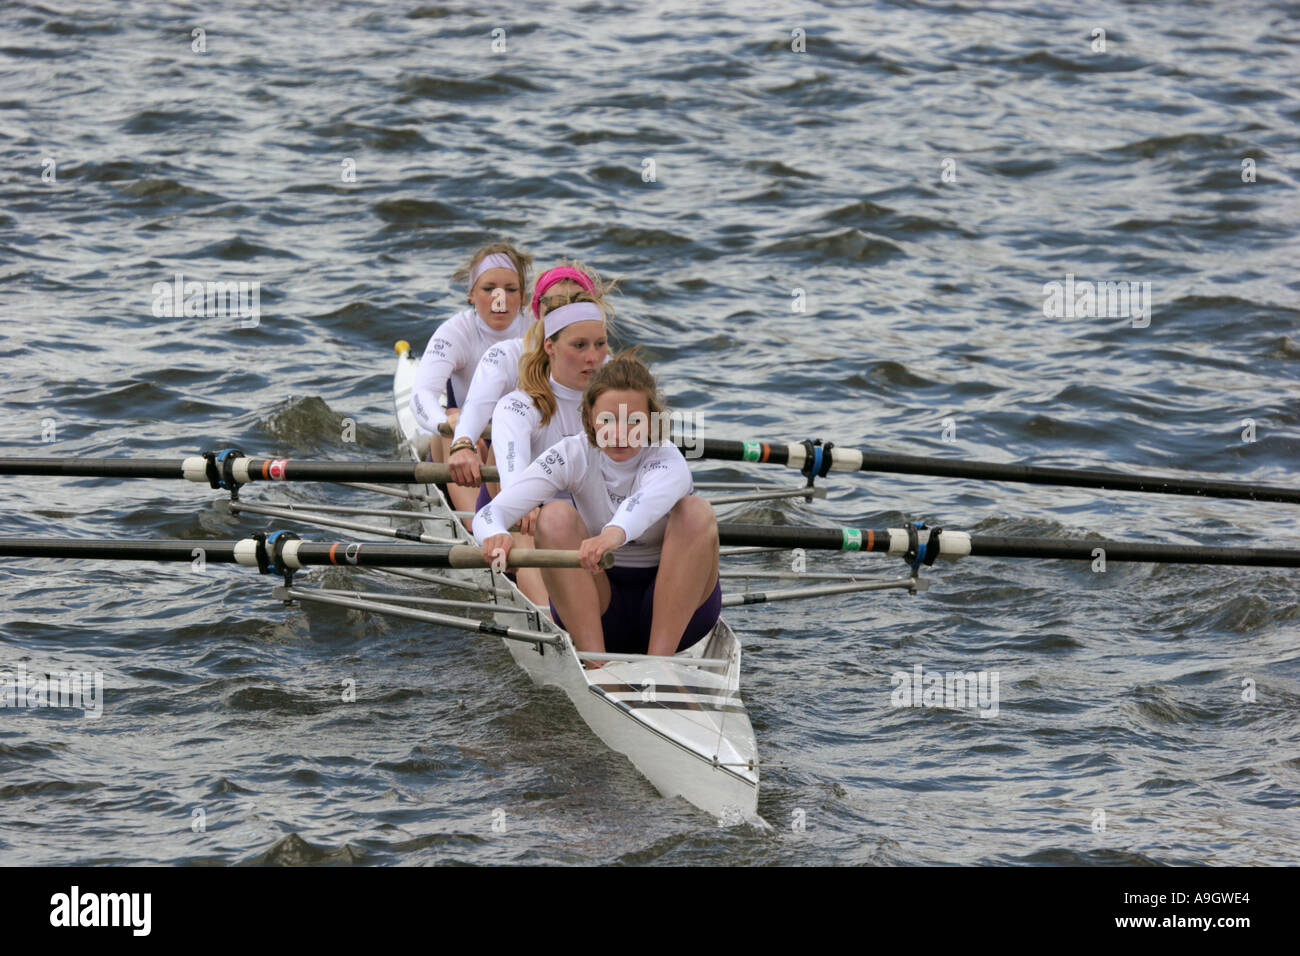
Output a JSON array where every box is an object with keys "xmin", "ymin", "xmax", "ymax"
[{"xmin": 392, "ymin": 347, "xmax": 760, "ymax": 821}]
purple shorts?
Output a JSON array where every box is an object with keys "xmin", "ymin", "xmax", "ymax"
[{"xmin": 550, "ymin": 565, "xmax": 721, "ymax": 655}]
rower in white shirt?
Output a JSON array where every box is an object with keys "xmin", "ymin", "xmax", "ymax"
[
  {"xmin": 474, "ymin": 352, "xmax": 721, "ymax": 663},
  {"xmin": 447, "ymin": 262, "xmax": 608, "ymax": 497},
  {"xmin": 473, "ymin": 296, "xmax": 610, "ymax": 605},
  {"xmin": 409, "ymin": 243, "xmax": 532, "ymax": 515}
]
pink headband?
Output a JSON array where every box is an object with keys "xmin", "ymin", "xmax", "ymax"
[
  {"xmin": 543, "ymin": 301, "xmax": 603, "ymax": 339},
  {"xmin": 469, "ymin": 252, "xmax": 518, "ymax": 289},
  {"xmin": 530, "ymin": 266, "xmax": 597, "ymax": 319}
]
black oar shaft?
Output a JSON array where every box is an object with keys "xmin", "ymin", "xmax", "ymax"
[
  {"xmin": 716, "ymin": 523, "xmax": 1300, "ymax": 568},
  {"xmin": 685, "ymin": 438, "xmax": 1300, "ymax": 505},
  {"xmin": 719, "ymin": 524, "xmax": 885, "ymax": 552},
  {"xmin": 967, "ymin": 536, "xmax": 1300, "ymax": 567},
  {"xmin": 0, "ymin": 457, "xmax": 499, "ymax": 485},
  {"xmin": 0, "ymin": 538, "xmax": 239, "ymax": 561},
  {"xmin": 0, "ymin": 458, "xmax": 187, "ymax": 479},
  {"xmin": 854, "ymin": 453, "xmax": 1300, "ymax": 504}
]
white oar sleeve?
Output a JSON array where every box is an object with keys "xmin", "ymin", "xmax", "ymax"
[
  {"xmin": 490, "ymin": 392, "xmax": 541, "ymax": 492},
  {"xmin": 452, "ymin": 342, "xmax": 516, "ymax": 444},
  {"xmin": 472, "ymin": 442, "xmax": 580, "ymax": 542},
  {"xmin": 605, "ymin": 448, "xmax": 694, "ymax": 543},
  {"xmin": 410, "ymin": 326, "xmax": 468, "ymax": 434}
]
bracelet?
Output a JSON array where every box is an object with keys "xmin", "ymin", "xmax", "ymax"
[{"xmin": 448, "ymin": 438, "xmax": 476, "ymax": 455}]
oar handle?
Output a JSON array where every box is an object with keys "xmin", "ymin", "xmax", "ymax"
[
  {"xmin": 415, "ymin": 462, "xmax": 499, "ymax": 484},
  {"xmin": 474, "ymin": 547, "xmax": 614, "ymax": 570}
]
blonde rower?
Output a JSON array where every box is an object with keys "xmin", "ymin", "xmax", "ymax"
[
  {"xmin": 474, "ymin": 353, "xmax": 721, "ymax": 661},
  {"xmin": 446, "ymin": 262, "xmax": 611, "ymax": 492},
  {"xmin": 409, "ymin": 242, "xmax": 532, "ymax": 514},
  {"xmin": 481, "ymin": 294, "xmax": 611, "ymax": 604}
]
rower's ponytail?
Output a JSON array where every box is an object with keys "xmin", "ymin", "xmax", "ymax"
[
  {"xmin": 519, "ymin": 258, "xmax": 615, "ymax": 427},
  {"xmin": 518, "ymin": 320, "xmax": 557, "ymax": 425}
]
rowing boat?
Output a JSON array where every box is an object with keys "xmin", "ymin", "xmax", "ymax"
[
  {"xmin": 6, "ymin": 364, "xmax": 1287, "ymax": 829},
  {"xmin": 392, "ymin": 340, "xmax": 761, "ymax": 822}
]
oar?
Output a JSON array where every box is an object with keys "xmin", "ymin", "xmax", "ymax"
[
  {"xmin": 0, "ymin": 456, "xmax": 498, "ymax": 486},
  {"xmin": 12, "ymin": 443, "xmax": 1296, "ymax": 506},
  {"xmin": 722, "ymin": 577, "xmax": 922, "ymax": 606},
  {"xmin": 271, "ymin": 584, "xmax": 560, "ymax": 649},
  {"xmin": 717, "ymin": 523, "xmax": 1300, "ymax": 568},
  {"xmin": 680, "ymin": 437, "xmax": 1300, "ymax": 505},
  {"xmin": 0, "ymin": 537, "xmax": 609, "ymax": 571}
]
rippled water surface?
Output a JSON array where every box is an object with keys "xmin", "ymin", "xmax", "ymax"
[{"xmin": 1, "ymin": 0, "xmax": 1298, "ymax": 865}]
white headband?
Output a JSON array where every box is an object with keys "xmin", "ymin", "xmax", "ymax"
[
  {"xmin": 470, "ymin": 252, "xmax": 518, "ymax": 288},
  {"xmin": 543, "ymin": 301, "xmax": 603, "ymax": 338}
]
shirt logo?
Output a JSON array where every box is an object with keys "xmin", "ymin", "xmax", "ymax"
[{"xmin": 539, "ymin": 448, "xmax": 565, "ymax": 476}]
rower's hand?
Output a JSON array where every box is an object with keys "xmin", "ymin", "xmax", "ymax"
[
  {"xmin": 518, "ymin": 506, "xmax": 541, "ymax": 536},
  {"xmin": 579, "ymin": 527, "xmax": 626, "ymax": 573},
  {"xmin": 448, "ymin": 446, "xmax": 482, "ymax": 487},
  {"xmin": 482, "ymin": 533, "xmax": 513, "ymax": 571},
  {"xmin": 445, "ymin": 408, "xmax": 460, "ymax": 428}
]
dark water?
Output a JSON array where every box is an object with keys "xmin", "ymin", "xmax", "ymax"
[{"xmin": 1, "ymin": 0, "xmax": 1297, "ymax": 864}]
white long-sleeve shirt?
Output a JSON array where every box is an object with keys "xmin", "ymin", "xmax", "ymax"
[
  {"xmin": 409, "ymin": 308, "xmax": 530, "ymax": 434},
  {"xmin": 490, "ymin": 377, "xmax": 585, "ymax": 491},
  {"xmin": 473, "ymin": 435, "xmax": 694, "ymax": 568},
  {"xmin": 454, "ymin": 346, "xmax": 612, "ymax": 446},
  {"xmin": 452, "ymin": 338, "xmax": 523, "ymax": 445}
]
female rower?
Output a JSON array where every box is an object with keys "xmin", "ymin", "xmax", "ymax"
[
  {"xmin": 473, "ymin": 352, "xmax": 721, "ymax": 661},
  {"xmin": 446, "ymin": 261, "xmax": 612, "ymax": 493},
  {"xmin": 479, "ymin": 292, "xmax": 612, "ymax": 605},
  {"xmin": 409, "ymin": 242, "xmax": 532, "ymax": 515}
]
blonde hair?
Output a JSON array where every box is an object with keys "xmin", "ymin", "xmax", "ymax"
[
  {"xmin": 517, "ymin": 260, "xmax": 618, "ymax": 426},
  {"xmin": 518, "ymin": 292, "xmax": 609, "ymax": 426},
  {"xmin": 581, "ymin": 348, "xmax": 669, "ymax": 446},
  {"xmin": 535, "ymin": 259, "xmax": 619, "ymax": 322},
  {"xmin": 451, "ymin": 241, "xmax": 533, "ymax": 302}
]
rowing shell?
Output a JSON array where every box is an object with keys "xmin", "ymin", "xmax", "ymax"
[{"xmin": 393, "ymin": 343, "xmax": 760, "ymax": 822}]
